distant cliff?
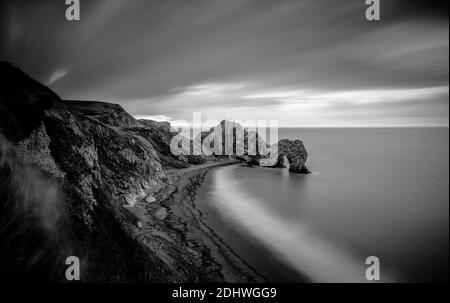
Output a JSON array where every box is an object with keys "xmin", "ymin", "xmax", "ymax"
[{"xmin": 198, "ymin": 120, "xmax": 310, "ymax": 173}]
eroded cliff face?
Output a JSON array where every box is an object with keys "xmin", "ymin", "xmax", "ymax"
[
  {"xmin": 272, "ymin": 139, "xmax": 310, "ymax": 173},
  {"xmin": 0, "ymin": 62, "xmax": 191, "ymax": 281},
  {"xmin": 197, "ymin": 120, "xmax": 310, "ymax": 173},
  {"xmin": 0, "ymin": 62, "xmax": 310, "ymax": 282}
]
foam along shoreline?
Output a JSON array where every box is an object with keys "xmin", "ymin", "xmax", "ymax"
[{"xmin": 207, "ymin": 165, "xmax": 399, "ymax": 283}]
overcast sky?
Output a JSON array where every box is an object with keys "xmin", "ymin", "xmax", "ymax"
[{"xmin": 1, "ymin": 0, "xmax": 448, "ymax": 127}]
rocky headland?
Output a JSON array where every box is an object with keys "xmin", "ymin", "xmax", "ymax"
[{"xmin": 0, "ymin": 62, "xmax": 309, "ymax": 282}]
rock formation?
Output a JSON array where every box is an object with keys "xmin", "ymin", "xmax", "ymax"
[
  {"xmin": 0, "ymin": 62, "xmax": 188, "ymax": 281},
  {"xmin": 0, "ymin": 61, "xmax": 310, "ymax": 282},
  {"xmin": 198, "ymin": 120, "xmax": 310, "ymax": 173},
  {"xmin": 273, "ymin": 139, "xmax": 310, "ymax": 173},
  {"xmin": 139, "ymin": 119, "xmax": 171, "ymax": 137}
]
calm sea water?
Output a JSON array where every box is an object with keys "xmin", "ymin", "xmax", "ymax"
[{"xmin": 208, "ymin": 128, "xmax": 449, "ymax": 282}]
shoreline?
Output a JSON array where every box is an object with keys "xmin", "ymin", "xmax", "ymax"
[
  {"xmin": 168, "ymin": 160, "xmax": 307, "ymax": 282},
  {"xmin": 165, "ymin": 160, "xmax": 266, "ymax": 282},
  {"xmin": 194, "ymin": 164, "xmax": 308, "ymax": 283},
  {"xmin": 129, "ymin": 159, "xmax": 307, "ymax": 282}
]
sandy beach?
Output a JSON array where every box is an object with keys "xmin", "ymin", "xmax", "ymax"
[
  {"xmin": 126, "ymin": 159, "xmax": 307, "ymax": 282},
  {"xmin": 165, "ymin": 160, "xmax": 306, "ymax": 282}
]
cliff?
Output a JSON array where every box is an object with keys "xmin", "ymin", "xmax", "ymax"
[
  {"xmin": 0, "ymin": 62, "xmax": 200, "ymax": 281},
  {"xmin": 198, "ymin": 120, "xmax": 310, "ymax": 173},
  {"xmin": 0, "ymin": 62, "xmax": 309, "ymax": 282},
  {"xmin": 271, "ymin": 139, "xmax": 310, "ymax": 173}
]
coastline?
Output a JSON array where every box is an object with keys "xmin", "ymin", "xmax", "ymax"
[
  {"xmin": 166, "ymin": 160, "xmax": 307, "ymax": 282},
  {"xmin": 165, "ymin": 160, "xmax": 266, "ymax": 282},
  {"xmin": 125, "ymin": 159, "xmax": 308, "ymax": 282}
]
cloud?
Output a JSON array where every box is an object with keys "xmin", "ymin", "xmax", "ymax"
[
  {"xmin": 122, "ymin": 83, "xmax": 448, "ymax": 127},
  {"xmin": 46, "ymin": 69, "xmax": 68, "ymax": 86},
  {"xmin": 1, "ymin": 0, "xmax": 448, "ymax": 126}
]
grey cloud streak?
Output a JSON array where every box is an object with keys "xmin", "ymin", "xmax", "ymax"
[{"xmin": 0, "ymin": 0, "xmax": 448, "ymax": 126}]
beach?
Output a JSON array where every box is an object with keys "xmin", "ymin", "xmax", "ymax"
[
  {"xmin": 125, "ymin": 128, "xmax": 448, "ymax": 283},
  {"xmin": 193, "ymin": 164, "xmax": 307, "ymax": 282},
  {"xmin": 131, "ymin": 159, "xmax": 306, "ymax": 282}
]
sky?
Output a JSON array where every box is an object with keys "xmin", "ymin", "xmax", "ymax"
[{"xmin": 0, "ymin": 0, "xmax": 448, "ymax": 127}]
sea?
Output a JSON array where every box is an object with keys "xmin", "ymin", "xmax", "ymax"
[{"xmin": 204, "ymin": 128, "xmax": 449, "ymax": 282}]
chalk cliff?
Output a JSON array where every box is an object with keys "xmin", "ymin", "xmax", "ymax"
[
  {"xmin": 0, "ymin": 62, "xmax": 310, "ymax": 282},
  {"xmin": 198, "ymin": 120, "xmax": 310, "ymax": 173}
]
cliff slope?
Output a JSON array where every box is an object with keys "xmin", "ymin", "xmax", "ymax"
[
  {"xmin": 0, "ymin": 62, "xmax": 208, "ymax": 281},
  {"xmin": 0, "ymin": 62, "xmax": 309, "ymax": 282}
]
